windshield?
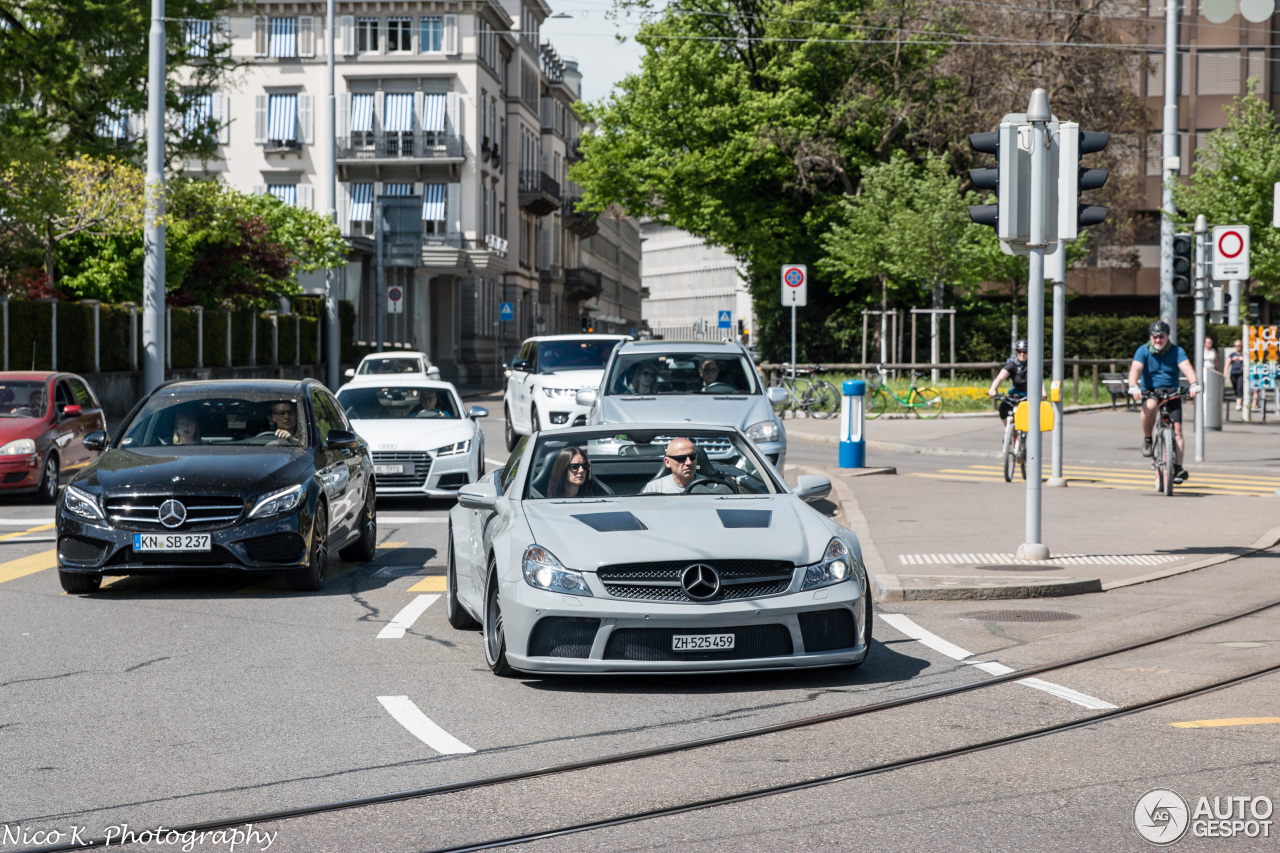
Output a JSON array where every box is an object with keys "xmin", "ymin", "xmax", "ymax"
[
  {"xmin": 525, "ymin": 430, "xmax": 777, "ymax": 499},
  {"xmin": 537, "ymin": 339, "xmax": 622, "ymax": 373},
  {"xmin": 604, "ymin": 351, "xmax": 759, "ymax": 396},
  {"xmin": 0, "ymin": 381, "xmax": 47, "ymax": 418},
  {"xmin": 337, "ymin": 385, "xmax": 460, "ymax": 420},
  {"xmin": 357, "ymin": 356, "xmax": 425, "ymax": 375},
  {"xmin": 119, "ymin": 388, "xmax": 309, "ymax": 448}
]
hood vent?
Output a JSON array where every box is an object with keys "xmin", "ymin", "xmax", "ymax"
[
  {"xmin": 716, "ymin": 509, "xmax": 772, "ymax": 529},
  {"xmin": 573, "ymin": 511, "xmax": 648, "ymax": 532}
]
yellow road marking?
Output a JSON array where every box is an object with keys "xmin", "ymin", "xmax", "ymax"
[
  {"xmin": 0, "ymin": 522, "xmax": 55, "ymax": 543},
  {"xmin": 1169, "ymin": 717, "xmax": 1280, "ymax": 729},
  {"xmin": 965, "ymin": 464, "xmax": 1280, "ymax": 487},
  {"xmin": 0, "ymin": 549, "xmax": 58, "ymax": 584},
  {"xmin": 408, "ymin": 576, "xmax": 447, "ymax": 592},
  {"xmin": 913, "ymin": 467, "xmax": 1277, "ymax": 496},
  {"xmin": 380, "ymin": 541, "xmax": 408, "ymax": 550}
]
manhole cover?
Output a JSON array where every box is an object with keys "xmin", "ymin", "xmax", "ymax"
[
  {"xmin": 959, "ymin": 610, "xmax": 1081, "ymax": 623},
  {"xmin": 973, "ymin": 564, "xmax": 1064, "ymax": 572}
]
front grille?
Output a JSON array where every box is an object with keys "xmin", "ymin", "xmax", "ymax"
[
  {"xmin": 244, "ymin": 533, "xmax": 306, "ymax": 563},
  {"xmin": 655, "ymin": 435, "xmax": 734, "ymax": 457},
  {"xmin": 798, "ymin": 608, "xmax": 856, "ymax": 652},
  {"xmin": 105, "ymin": 545, "xmax": 240, "ymax": 567},
  {"xmin": 603, "ymin": 625, "xmax": 793, "ymax": 661},
  {"xmin": 598, "ymin": 560, "xmax": 794, "ymax": 603},
  {"xmin": 104, "ymin": 495, "xmax": 245, "ymax": 532},
  {"xmin": 435, "ymin": 473, "xmax": 468, "ymax": 490},
  {"xmin": 528, "ymin": 617, "xmax": 600, "ymax": 658},
  {"xmin": 58, "ymin": 535, "xmax": 110, "ymax": 565},
  {"xmin": 373, "ymin": 451, "xmax": 431, "ymax": 488}
]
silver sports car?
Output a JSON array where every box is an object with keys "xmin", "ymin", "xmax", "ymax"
[{"xmin": 446, "ymin": 424, "xmax": 871, "ymax": 675}]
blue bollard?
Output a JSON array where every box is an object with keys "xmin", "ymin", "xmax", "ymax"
[{"xmin": 840, "ymin": 379, "xmax": 865, "ymax": 468}]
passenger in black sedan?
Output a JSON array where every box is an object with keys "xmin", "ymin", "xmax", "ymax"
[{"xmin": 269, "ymin": 400, "xmax": 302, "ymax": 444}]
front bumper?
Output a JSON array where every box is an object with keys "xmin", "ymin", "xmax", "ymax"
[
  {"xmin": 535, "ymin": 398, "xmax": 592, "ymax": 430},
  {"xmin": 374, "ymin": 449, "xmax": 475, "ymax": 498},
  {"xmin": 501, "ymin": 575, "xmax": 867, "ymax": 674},
  {"xmin": 0, "ymin": 453, "xmax": 44, "ymax": 493},
  {"xmin": 56, "ymin": 509, "xmax": 313, "ymax": 576}
]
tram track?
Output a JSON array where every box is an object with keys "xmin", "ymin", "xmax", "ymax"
[{"xmin": 27, "ymin": 592, "xmax": 1280, "ymax": 853}]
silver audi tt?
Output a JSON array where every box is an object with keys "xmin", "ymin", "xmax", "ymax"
[{"xmin": 445, "ymin": 424, "xmax": 871, "ymax": 676}]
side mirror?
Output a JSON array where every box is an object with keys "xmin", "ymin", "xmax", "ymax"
[
  {"xmin": 468, "ymin": 406, "xmax": 489, "ymax": 420},
  {"xmin": 457, "ymin": 482, "xmax": 499, "ymax": 510},
  {"xmin": 83, "ymin": 430, "xmax": 109, "ymax": 453},
  {"xmin": 793, "ymin": 474, "xmax": 832, "ymax": 504},
  {"xmin": 344, "ymin": 368, "xmax": 356, "ymax": 378},
  {"xmin": 766, "ymin": 387, "xmax": 789, "ymax": 405},
  {"xmin": 575, "ymin": 389, "xmax": 598, "ymax": 407},
  {"xmin": 512, "ymin": 359, "xmax": 530, "ymax": 372},
  {"xmin": 61, "ymin": 404, "xmax": 83, "ymax": 418},
  {"xmin": 427, "ymin": 365, "xmax": 441, "ymax": 378},
  {"xmin": 326, "ymin": 429, "xmax": 360, "ymax": 450}
]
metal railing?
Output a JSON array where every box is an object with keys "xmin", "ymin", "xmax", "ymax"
[
  {"xmin": 336, "ymin": 133, "xmax": 463, "ymax": 160},
  {"xmin": 518, "ymin": 170, "xmax": 560, "ymax": 199}
]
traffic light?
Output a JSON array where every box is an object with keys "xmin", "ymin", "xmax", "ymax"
[
  {"xmin": 1171, "ymin": 234, "xmax": 1194, "ymax": 295},
  {"xmin": 1057, "ymin": 123, "xmax": 1109, "ymax": 242},
  {"xmin": 580, "ymin": 314, "xmax": 590, "ymax": 333},
  {"xmin": 967, "ymin": 123, "xmax": 1029, "ymax": 243}
]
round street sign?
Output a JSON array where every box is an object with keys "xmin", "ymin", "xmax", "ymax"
[
  {"xmin": 784, "ymin": 268, "xmax": 805, "ymax": 287},
  {"xmin": 1218, "ymin": 231, "xmax": 1243, "ymax": 258},
  {"xmin": 1211, "ymin": 225, "xmax": 1251, "ymax": 281},
  {"xmin": 388, "ymin": 287, "xmax": 403, "ymax": 301},
  {"xmin": 781, "ymin": 263, "xmax": 807, "ymax": 307}
]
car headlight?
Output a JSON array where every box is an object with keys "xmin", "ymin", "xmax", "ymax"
[
  {"xmin": 542, "ymin": 387, "xmax": 577, "ymax": 398},
  {"xmin": 745, "ymin": 420, "xmax": 779, "ymax": 443},
  {"xmin": 249, "ymin": 484, "xmax": 304, "ymax": 519},
  {"xmin": 63, "ymin": 485, "xmax": 104, "ymax": 521},
  {"xmin": 801, "ymin": 538, "xmax": 855, "ymax": 590},
  {"xmin": 0, "ymin": 439, "xmax": 36, "ymax": 456},
  {"xmin": 434, "ymin": 440, "xmax": 471, "ymax": 456},
  {"xmin": 522, "ymin": 545, "xmax": 593, "ymax": 597}
]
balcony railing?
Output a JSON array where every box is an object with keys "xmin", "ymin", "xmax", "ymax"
[
  {"xmin": 263, "ymin": 139, "xmax": 303, "ymax": 153},
  {"xmin": 565, "ymin": 267, "xmax": 603, "ymax": 301},
  {"xmin": 518, "ymin": 170, "xmax": 560, "ymax": 199},
  {"xmin": 336, "ymin": 133, "xmax": 463, "ymax": 160}
]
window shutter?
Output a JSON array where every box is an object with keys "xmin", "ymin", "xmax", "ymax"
[
  {"xmin": 445, "ymin": 91, "xmax": 460, "ymax": 137},
  {"xmin": 413, "ymin": 92, "xmax": 423, "ymax": 132},
  {"xmin": 338, "ymin": 182, "xmax": 350, "ymax": 235},
  {"xmin": 254, "ymin": 16, "xmax": 268, "ymax": 57},
  {"xmin": 338, "ymin": 93, "xmax": 350, "ymax": 137},
  {"xmin": 297, "ymin": 184, "xmax": 314, "ymax": 210},
  {"xmin": 340, "ymin": 15, "xmax": 355, "ymax": 55},
  {"xmin": 215, "ymin": 16, "xmax": 230, "ymax": 50},
  {"xmin": 539, "ymin": 224, "xmax": 551, "ymax": 270},
  {"xmin": 214, "ymin": 93, "xmax": 230, "ymax": 144},
  {"xmin": 253, "ymin": 93, "xmax": 267, "ymax": 144},
  {"xmin": 298, "ymin": 16, "xmax": 315, "ymax": 57},
  {"xmin": 446, "ymin": 182, "xmax": 461, "ymax": 234},
  {"xmin": 126, "ymin": 111, "xmax": 145, "ymax": 140},
  {"xmin": 443, "ymin": 14, "xmax": 458, "ymax": 55},
  {"xmin": 373, "ymin": 91, "xmax": 383, "ymax": 132},
  {"xmin": 379, "ymin": 18, "xmax": 387, "ymax": 54},
  {"xmin": 252, "ymin": 184, "xmax": 267, "ymax": 196},
  {"xmin": 1197, "ymin": 51, "xmax": 1240, "ymax": 96},
  {"xmin": 299, "ymin": 93, "xmax": 314, "ymax": 143}
]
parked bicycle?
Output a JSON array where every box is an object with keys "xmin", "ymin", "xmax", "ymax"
[
  {"xmin": 865, "ymin": 365, "xmax": 944, "ymax": 419},
  {"xmin": 1145, "ymin": 388, "xmax": 1189, "ymax": 496},
  {"xmin": 770, "ymin": 364, "xmax": 839, "ymax": 418},
  {"xmin": 996, "ymin": 393, "xmax": 1027, "ymax": 482}
]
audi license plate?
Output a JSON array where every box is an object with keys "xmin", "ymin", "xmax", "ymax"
[
  {"xmin": 672, "ymin": 633, "xmax": 735, "ymax": 652},
  {"xmin": 133, "ymin": 533, "xmax": 211, "ymax": 552},
  {"xmin": 374, "ymin": 464, "xmax": 404, "ymax": 475}
]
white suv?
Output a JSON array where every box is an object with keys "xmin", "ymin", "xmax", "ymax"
[{"xmin": 503, "ymin": 334, "xmax": 630, "ymax": 450}]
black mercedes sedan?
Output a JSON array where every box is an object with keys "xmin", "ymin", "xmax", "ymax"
[{"xmin": 55, "ymin": 379, "xmax": 377, "ymax": 594}]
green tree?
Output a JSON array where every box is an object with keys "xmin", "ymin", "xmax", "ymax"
[{"xmin": 1171, "ymin": 86, "xmax": 1280, "ymax": 299}]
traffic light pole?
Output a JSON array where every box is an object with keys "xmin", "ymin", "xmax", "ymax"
[
  {"xmin": 1018, "ymin": 89, "xmax": 1051, "ymax": 562},
  {"xmin": 1047, "ymin": 243, "xmax": 1066, "ymax": 488},
  {"xmin": 1194, "ymin": 214, "xmax": 1207, "ymax": 462},
  {"xmin": 1159, "ymin": 0, "xmax": 1179, "ymax": 343}
]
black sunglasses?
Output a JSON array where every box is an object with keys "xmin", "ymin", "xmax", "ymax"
[
  {"xmin": 666, "ymin": 453, "xmax": 696, "ymax": 463},
  {"xmin": 567, "ymin": 462, "xmax": 590, "ymax": 471},
  {"xmin": 638, "ymin": 371, "xmax": 657, "ymax": 379}
]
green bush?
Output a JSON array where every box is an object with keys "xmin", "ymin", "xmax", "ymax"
[
  {"xmin": 203, "ymin": 309, "xmax": 230, "ymax": 367},
  {"xmin": 230, "ymin": 310, "xmax": 254, "ymax": 366},
  {"xmin": 169, "ymin": 308, "xmax": 199, "ymax": 369},
  {"xmin": 279, "ymin": 314, "xmax": 298, "ymax": 365},
  {"xmin": 100, "ymin": 304, "xmax": 135, "ymax": 372},
  {"xmin": 255, "ymin": 313, "xmax": 275, "ymax": 365},
  {"xmin": 300, "ymin": 316, "xmax": 319, "ymax": 364}
]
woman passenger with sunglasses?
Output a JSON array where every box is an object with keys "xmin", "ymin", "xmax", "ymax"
[{"xmin": 547, "ymin": 446, "xmax": 597, "ymax": 498}]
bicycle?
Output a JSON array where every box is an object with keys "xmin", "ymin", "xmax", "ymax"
[
  {"xmin": 865, "ymin": 364, "xmax": 944, "ymax": 419},
  {"xmin": 1143, "ymin": 388, "xmax": 1189, "ymax": 496},
  {"xmin": 996, "ymin": 393, "xmax": 1027, "ymax": 482},
  {"xmin": 770, "ymin": 364, "xmax": 839, "ymax": 419}
]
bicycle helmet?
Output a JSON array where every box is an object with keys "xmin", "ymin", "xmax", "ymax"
[
  {"xmin": 1148, "ymin": 321, "xmax": 1170, "ymax": 337},
  {"xmin": 1014, "ymin": 339, "xmax": 1028, "ymax": 352}
]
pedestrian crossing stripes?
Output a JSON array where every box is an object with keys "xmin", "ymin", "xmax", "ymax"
[
  {"xmin": 897, "ymin": 553, "xmax": 1182, "ymax": 566},
  {"xmin": 910, "ymin": 464, "xmax": 1280, "ymax": 497}
]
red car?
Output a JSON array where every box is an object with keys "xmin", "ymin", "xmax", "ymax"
[{"xmin": 0, "ymin": 372, "xmax": 107, "ymax": 503}]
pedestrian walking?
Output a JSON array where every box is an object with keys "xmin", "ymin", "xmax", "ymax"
[{"xmin": 1227, "ymin": 339, "xmax": 1245, "ymax": 409}]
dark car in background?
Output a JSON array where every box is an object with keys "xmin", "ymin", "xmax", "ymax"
[
  {"xmin": 0, "ymin": 372, "xmax": 107, "ymax": 503},
  {"xmin": 54, "ymin": 379, "xmax": 377, "ymax": 594}
]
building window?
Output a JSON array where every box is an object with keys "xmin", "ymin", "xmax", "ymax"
[
  {"xmin": 420, "ymin": 16, "xmax": 442, "ymax": 53},
  {"xmin": 356, "ymin": 17, "xmax": 378, "ymax": 53},
  {"xmin": 270, "ymin": 17, "xmax": 297, "ymax": 58},
  {"xmin": 349, "ymin": 93, "xmax": 374, "ymax": 150},
  {"xmin": 184, "ymin": 93, "xmax": 213, "ymax": 138},
  {"xmin": 268, "ymin": 185, "xmax": 297, "ymax": 206},
  {"xmin": 186, "ymin": 18, "xmax": 212, "ymax": 57},
  {"xmin": 268, "ymin": 94, "xmax": 298, "ymax": 143},
  {"xmin": 350, "ymin": 183, "xmax": 373, "ymax": 236},
  {"xmin": 387, "ymin": 17, "xmax": 411, "ymax": 52},
  {"xmin": 423, "ymin": 183, "xmax": 447, "ymax": 235}
]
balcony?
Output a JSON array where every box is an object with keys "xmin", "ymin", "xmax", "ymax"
[
  {"xmin": 336, "ymin": 133, "xmax": 464, "ymax": 162},
  {"xmin": 518, "ymin": 170, "xmax": 560, "ymax": 216},
  {"xmin": 263, "ymin": 139, "xmax": 303, "ymax": 153},
  {"xmin": 566, "ymin": 137, "xmax": 584, "ymax": 163},
  {"xmin": 561, "ymin": 196, "xmax": 599, "ymax": 238},
  {"xmin": 565, "ymin": 267, "xmax": 603, "ymax": 302}
]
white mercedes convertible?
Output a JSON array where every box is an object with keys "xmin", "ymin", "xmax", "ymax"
[{"xmin": 446, "ymin": 424, "xmax": 871, "ymax": 675}]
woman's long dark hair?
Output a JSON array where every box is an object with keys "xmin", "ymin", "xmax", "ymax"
[{"xmin": 547, "ymin": 446, "xmax": 589, "ymax": 498}]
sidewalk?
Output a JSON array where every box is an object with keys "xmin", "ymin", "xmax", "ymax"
[{"xmin": 789, "ymin": 407, "xmax": 1280, "ymax": 602}]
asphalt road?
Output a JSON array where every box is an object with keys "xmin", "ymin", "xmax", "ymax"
[{"xmin": 3, "ymin": 405, "xmax": 1279, "ymax": 852}]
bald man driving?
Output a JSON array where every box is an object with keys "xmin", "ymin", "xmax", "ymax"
[{"xmin": 641, "ymin": 437, "xmax": 699, "ymax": 494}]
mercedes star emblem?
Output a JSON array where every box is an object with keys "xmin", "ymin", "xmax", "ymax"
[
  {"xmin": 680, "ymin": 563, "xmax": 721, "ymax": 600},
  {"xmin": 158, "ymin": 499, "xmax": 188, "ymax": 529}
]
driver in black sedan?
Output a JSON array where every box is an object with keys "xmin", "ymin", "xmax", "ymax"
[{"xmin": 270, "ymin": 400, "xmax": 302, "ymax": 443}]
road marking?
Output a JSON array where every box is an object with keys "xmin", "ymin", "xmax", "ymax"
[
  {"xmin": 0, "ymin": 518, "xmax": 57, "ymax": 526},
  {"xmin": 377, "ymin": 696, "xmax": 475, "ymax": 754},
  {"xmin": 878, "ymin": 613, "xmax": 1118, "ymax": 710},
  {"xmin": 485, "ymin": 457, "xmax": 506, "ymax": 468},
  {"xmin": 378, "ymin": 594, "xmax": 439, "ymax": 638},
  {"xmin": 0, "ymin": 522, "xmax": 55, "ymax": 543},
  {"xmin": 379, "ymin": 541, "xmax": 408, "ymax": 550},
  {"xmin": 378, "ymin": 517, "xmax": 449, "ymax": 524},
  {"xmin": 0, "ymin": 549, "xmax": 58, "ymax": 585},
  {"xmin": 408, "ymin": 576, "xmax": 447, "ymax": 592},
  {"xmin": 1169, "ymin": 717, "xmax": 1280, "ymax": 729},
  {"xmin": 898, "ymin": 552, "xmax": 1180, "ymax": 567},
  {"xmin": 911, "ymin": 465, "xmax": 1280, "ymax": 497}
]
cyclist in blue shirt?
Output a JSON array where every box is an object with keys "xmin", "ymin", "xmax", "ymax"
[{"xmin": 1127, "ymin": 321, "xmax": 1200, "ymax": 483}]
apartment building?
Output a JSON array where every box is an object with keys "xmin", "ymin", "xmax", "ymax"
[
  {"xmin": 640, "ymin": 222, "xmax": 754, "ymax": 342},
  {"xmin": 137, "ymin": 0, "xmax": 641, "ymax": 383}
]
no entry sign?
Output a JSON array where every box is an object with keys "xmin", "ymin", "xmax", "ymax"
[
  {"xmin": 1212, "ymin": 225, "xmax": 1251, "ymax": 281},
  {"xmin": 781, "ymin": 264, "xmax": 807, "ymax": 307}
]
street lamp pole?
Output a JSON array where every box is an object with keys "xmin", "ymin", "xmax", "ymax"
[
  {"xmin": 143, "ymin": 0, "xmax": 166, "ymax": 392},
  {"xmin": 323, "ymin": 0, "xmax": 340, "ymax": 389},
  {"xmin": 1159, "ymin": 0, "xmax": 1179, "ymax": 343}
]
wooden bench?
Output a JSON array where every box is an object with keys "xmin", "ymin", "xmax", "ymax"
[{"xmin": 1100, "ymin": 372, "xmax": 1135, "ymax": 410}]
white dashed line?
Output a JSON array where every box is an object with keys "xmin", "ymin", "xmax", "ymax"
[
  {"xmin": 378, "ymin": 517, "xmax": 449, "ymax": 524},
  {"xmin": 878, "ymin": 613, "xmax": 1117, "ymax": 710},
  {"xmin": 377, "ymin": 594, "xmax": 439, "ymax": 638},
  {"xmin": 485, "ymin": 457, "xmax": 506, "ymax": 468},
  {"xmin": 378, "ymin": 696, "xmax": 475, "ymax": 754}
]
